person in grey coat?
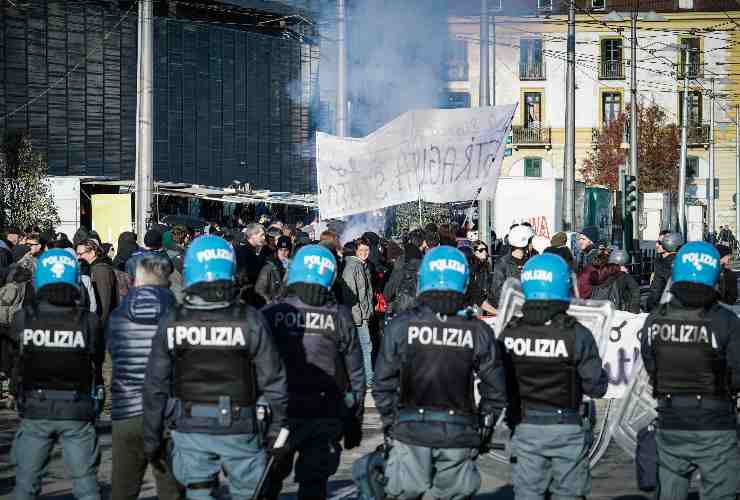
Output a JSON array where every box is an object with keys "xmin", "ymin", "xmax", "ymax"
[
  {"xmin": 106, "ymin": 257, "xmax": 182, "ymax": 500},
  {"xmin": 338, "ymin": 238, "xmax": 374, "ymax": 386}
]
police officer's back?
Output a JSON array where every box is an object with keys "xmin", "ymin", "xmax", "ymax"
[
  {"xmin": 499, "ymin": 254, "xmax": 608, "ymax": 500},
  {"xmin": 11, "ymin": 249, "xmax": 105, "ymax": 500},
  {"xmin": 143, "ymin": 235, "xmax": 289, "ymax": 500},
  {"xmin": 640, "ymin": 241, "xmax": 740, "ymax": 500},
  {"xmin": 261, "ymin": 245, "xmax": 366, "ymax": 500},
  {"xmin": 373, "ymin": 246, "xmax": 507, "ymax": 500}
]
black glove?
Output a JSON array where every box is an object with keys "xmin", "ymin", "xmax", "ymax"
[{"xmin": 266, "ymin": 433, "xmax": 291, "ymax": 463}]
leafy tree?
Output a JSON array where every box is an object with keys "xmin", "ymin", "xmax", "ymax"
[
  {"xmin": 580, "ymin": 104, "xmax": 681, "ymax": 192},
  {"xmin": 0, "ymin": 130, "xmax": 60, "ymax": 231}
]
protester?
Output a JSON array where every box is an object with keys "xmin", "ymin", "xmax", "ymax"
[
  {"xmin": 0, "ymin": 230, "xmax": 14, "ymax": 270},
  {"xmin": 575, "ymin": 226, "xmax": 600, "ymax": 272},
  {"xmin": 126, "ymin": 229, "xmax": 173, "ymax": 277},
  {"xmin": 113, "ymin": 232, "xmax": 139, "ymax": 273},
  {"xmin": 468, "ymin": 240, "xmax": 496, "ymax": 315},
  {"xmin": 235, "ymin": 222, "xmax": 268, "ymax": 283},
  {"xmin": 384, "ymin": 229, "xmax": 426, "ymax": 317},
  {"xmin": 339, "ymin": 237, "xmax": 375, "ymax": 387},
  {"xmin": 106, "ymin": 257, "xmax": 181, "ymax": 500},
  {"xmin": 76, "ymin": 238, "xmax": 119, "ymax": 324}
]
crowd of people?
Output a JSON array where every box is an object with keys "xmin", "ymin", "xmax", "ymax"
[{"xmin": 0, "ymin": 214, "xmax": 738, "ymax": 500}]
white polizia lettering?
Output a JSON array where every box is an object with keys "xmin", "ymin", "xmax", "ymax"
[
  {"xmin": 22, "ymin": 329, "xmax": 85, "ymax": 348},
  {"xmin": 520, "ymin": 269, "xmax": 553, "ymax": 283},
  {"xmin": 649, "ymin": 323, "xmax": 711, "ymax": 345},
  {"xmin": 408, "ymin": 325, "xmax": 474, "ymax": 349},
  {"xmin": 681, "ymin": 252, "xmax": 718, "ymax": 272},
  {"xmin": 167, "ymin": 326, "xmax": 246, "ymax": 349},
  {"xmin": 196, "ymin": 248, "xmax": 235, "ymax": 264},
  {"xmin": 428, "ymin": 259, "xmax": 466, "ymax": 274},
  {"xmin": 503, "ymin": 336, "xmax": 568, "ymax": 358},
  {"xmin": 273, "ymin": 311, "xmax": 336, "ymax": 331},
  {"xmin": 303, "ymin": 255, "xmax": 336, "ymax": 275}
]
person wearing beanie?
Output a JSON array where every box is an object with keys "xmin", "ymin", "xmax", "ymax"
[
  {"xmin": 500, "ymin": 254, "xmax": 607, "ymax": 500},
  {"xmin": 647, "ymin": 232, "xmax": 684, "ymax": 311},
  {"xmin": 551, "ymin": 231, "xmax": 568, "ymax": 248},
  {"xmin": 640, "ymin": 241, "xmax": 740, "ymax": 499},
  {"xmin": 126, "ymin": 229, "xmax": 173, "ymax": 278},
  {"xmin": 576, "ymin": 226, "xmax": 600, "ymax": 272},
  {"xmin": 716, "ymin": 244, "xmax": 737, "ymax": 305}
]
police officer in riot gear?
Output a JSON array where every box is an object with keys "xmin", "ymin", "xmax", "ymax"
[
  {"xmin": 372, "ymin": 246, "xmax": 507, "ymax": 500},
  {"xmin": 499, "ymin": 253, "xmax": 608, "ymax": 500},
  {"xmin": 261, "ymin": 244, "xmax": 366, "ymax": 500},
  {"xmin": 143, "ymin": 235, "xmax": 289, "ymax": 500},
  {"xmin": 10, "ymin": 248, "xmax": 105, "ymax": 500},
  {"xmin": 640, "ymin": 241, "xmax": 740, "ymax": 500}
]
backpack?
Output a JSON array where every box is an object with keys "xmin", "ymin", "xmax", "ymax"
[
  {"xmin": 0, "ymin": 281, "xmax": 26, "ymax": 327},
  {"xmin": 391, "ymin": 260, "xmax": 420, "ymax": 315},
  {"xmin": 590, "ymin": 278, "xmax": 622, "ymax": 309}
]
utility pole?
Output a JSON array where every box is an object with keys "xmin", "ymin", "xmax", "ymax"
[
  {"xmin": 563, "ymin": 0, "xmax": 576, "ymax": 230},
  {"xmin": 336, "ymin": 0, "xmax": 347, "ymax": 137},
  {"xmin": 135, "ymin": 0, "xmax": 154, "ymax": 240},
  {"xmin": 709, "ymin": 78, "xmax": 716, "ymax": 237},
  {"xmin": 678, "ymin": 44, "xmax": 689, "ymax": 237},
  {"xmin": 478, "ymin": 0, "xmax": 491, "ymax": 249},
  {"xmin": 736, "ymin": 104, "xmax": 739, "ymax": 241},
  {"xmin": 629, "ymin": 6, "xmax": 639, "ymax": 243}
]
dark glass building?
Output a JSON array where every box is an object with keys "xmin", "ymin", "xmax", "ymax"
[{"xmin": 0, "ymin": 0, "xmax": 319, "ymax": 193}]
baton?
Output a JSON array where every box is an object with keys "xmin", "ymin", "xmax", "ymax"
[{"xmin": 252, "ymin": 427, "xmax": 290, "ymax": 500}]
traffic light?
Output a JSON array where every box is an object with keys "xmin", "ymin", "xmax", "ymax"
[{"xmin": 624, "ymin": 175, "xmax": 638, "ymax": 214}]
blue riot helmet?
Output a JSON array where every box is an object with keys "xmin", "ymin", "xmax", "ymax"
[
  {"xmin": 672, "ymin": 241, "xmax": 721, "ymax": 288},
  {"xmin": 417, "ymin": 246, "xmax": 470, "ymax": 295},
  {"xmin": 521, "ymin": 253, "xmax": 571, "ymax": 302},
  {"xmin": 183, "ymin": 235, "xmax": 236, "ymax": 289},
  {"xmin": 34, "ymin": 248, "xmax": 81, "ymax": 291},
  {"xmin": 286, "ymin": 244, "xmax": 338, "ymax": 289}
]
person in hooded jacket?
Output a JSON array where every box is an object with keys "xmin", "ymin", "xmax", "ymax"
[
  {"xmin": 468, "ymin": 240, "xmax": 496, "ymax": 315},
  {"xmin": 499, "ymin": 253, "xmax": 608, "ymax": 500},
  {"xmin": 255, "ymin": 236, "xmax": 292, "ymax": 305},
  {"xmin": 489, "ymin": 224, "xmax": 535, "ymax": 310},
  {"xmin": 641, "ymin": 242, "xmax": 740, "ymax": 500},
  {"xmin": 107, "ymin": 256, "xmax": 182, "ymax": 500},
  {"xmin": 371, "ymin": 246, "xmax": 507, "ymax": 499},
  {"xmin": 261, "ymin": 245, "xmax": 365, "ymax": 500},
  {"xmin": 10, "ymin": 249, "xmax": 105, "ymax": 500},
  {"xmin": 113, "ymin": 232, "xmax": 140, "ymax": 273}
]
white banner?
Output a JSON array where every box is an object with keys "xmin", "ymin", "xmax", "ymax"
[
  {"xmin": 601, "ymin": 311, "xmax": 648, "ymax": 399},
  {"xmin": 316, "ymin": 104, "xmax": 517, "ymax": 219}
]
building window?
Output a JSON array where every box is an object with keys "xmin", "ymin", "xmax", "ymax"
[
  {"xmin": 678, "ymin": 91, "xmax": 702, "ymax": 126},
  {"xmin": 687, "ymin": 156, "xmax": 699, "ymax": 178},
  {"xmin": 537, "ymin": 0, "xmax": 552, "ymax": 10},
  {"xmin": 602, "ymin": 92, "xmax": 622, "ymax": 127},
  {"xmin": 444, "ymin": 40, "xmax": 468, "ymax": 81},
  {"xmin": 600, "ymin": 38, "xmax": 624, "ymax": 79},
  {"xmin": 440, "ymin": 92, "xmax": 471, "ymax": 109},
  {"xmin": 524, "ymin": 92, "xmax": 542, "ymax": 128},
  {"xmin": 520, "ymin": 38, "xmax": 545, "ymax": 80},
  {"xmin": 679, "ymin": 37, "xmax": 702, "ymax": 79},
  {"xmin": 592, "ymin": 0, "xmax": 606, "ymax": 10},
  {"xmin": 524, "ymin": 158, "xmax": 543, "ymax": 177}
]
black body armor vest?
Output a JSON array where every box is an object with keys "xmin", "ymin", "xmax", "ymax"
[
  {"xmin": 650, "ymin": 308, "xmax": 727, "ymax": 398},
  {"xmin": 168, "ymin": 305, "xmax": 256, "ymax": 405},
  {"xmin": 399, "ymin": 316, "xmax": 477, "ymax": 416},
  {"xmin": 21, "ymin": 308, "xmax": 92, "ymax": 395},
  {"xmin": 500, "ymin": 316, "xmax": 580, "ymax": 410}
]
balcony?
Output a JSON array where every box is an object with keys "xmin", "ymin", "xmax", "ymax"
[
  {"xmin": 599, "ymin": 59, "xmax": 625, "ymax": 80},
  {"xmin": 676, "ymin": 62, "xmax": 703, "ymax": 80},
  {"xmin": 686, "ymin": 124, "xmax": 710, "ymax": 146},
  {"xmin": 519, "ymin": 61, "xmax": 546, "ymax": 81},
  {"xmin": 512, "ymin": 126, "xmax": 552, "ymax": 149}
]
